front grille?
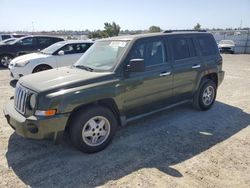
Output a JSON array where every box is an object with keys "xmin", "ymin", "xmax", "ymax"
[{"xmin": 14, "ymin": 83, "xmax": 29, "ymax": 114}]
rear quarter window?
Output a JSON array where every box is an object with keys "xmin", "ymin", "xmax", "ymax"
[{"xmin": 197, "ymin": 36, "xmax": 217, "ymax": 56}]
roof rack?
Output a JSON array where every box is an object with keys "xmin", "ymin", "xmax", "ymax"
[{"xmin": 163, "ymin": 30, "xmax": 207, "ymax": 33}]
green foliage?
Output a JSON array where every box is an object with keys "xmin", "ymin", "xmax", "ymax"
[
  {"xmin": 89, "ymin": 22, "xmax": 121, "ymax": 39},
  {"xmin": 194, "ymin": 23, "xmax": 201, "ymax": 30},
  {"xmin": 148, "ymin": 26, "xmax": 161, "ymax": 33}
]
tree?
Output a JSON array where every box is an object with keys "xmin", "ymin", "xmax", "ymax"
[
  {"xmin": 148, "ymin": 26, "xmax": 161, "ymax": 33},
  {"xmin": 104, "ymin": 22, "xmax": 121, "ymax": 37},
  {"xmin": 194, "ymin": 23, "xmax": 201, "ymax": 30},
  {"xmin": 88, "ymin": 22, "xmax": 121, "ymax": 38}
]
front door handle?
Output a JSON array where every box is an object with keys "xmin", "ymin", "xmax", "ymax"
[
  {"xmin": 160, "ymin": 72, "xmax": 171, "ymax": 77},
  {"xmin": 192, "ymin": 64, "xmax": 201, "ymax": 69}
]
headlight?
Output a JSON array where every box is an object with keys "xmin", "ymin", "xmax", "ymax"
[
  {"xmin": 15, "ymin": 61, "xmax": 30, "ymax": 67},
  {"xmin": 29, "ymin": 94, "xmax": 36, "ymax": 109}
]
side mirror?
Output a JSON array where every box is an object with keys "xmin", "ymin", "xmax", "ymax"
[
  {"xmin": 127, "ymin": 59, "xmax": 145, "ymax": 72},
  {"xmin": 58, "ymin": 50, "xmax": 64, "ymax": 56}
]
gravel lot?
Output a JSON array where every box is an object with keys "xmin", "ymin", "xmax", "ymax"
[{"xmin": 0, "ymin": 54, "xmax": 250, "ymax": 188}]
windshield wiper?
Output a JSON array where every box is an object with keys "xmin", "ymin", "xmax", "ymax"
[{"xmin": 74, "ymin": 65, "xmax": 94, "ymax": 72}]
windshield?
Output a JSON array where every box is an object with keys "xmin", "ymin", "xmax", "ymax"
[
  {"xmin": 41, "ymin": 42, "xmax": 65, "ymax": 55},
  {"xmin": 74, "ymin": 40, "xmax": 129, "ymax": 71},
  {"xmin": 2, "ymin": 38, "xmax": 17, "ymax": 44}
]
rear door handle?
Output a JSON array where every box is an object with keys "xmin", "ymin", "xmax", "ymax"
[
  {"xmin": 160, "ymin": 71, "xmax": 171, "ymax": 77},
  {"xmin": 192, "ymin": 64, "xmax": 201, "ymax": 69}
]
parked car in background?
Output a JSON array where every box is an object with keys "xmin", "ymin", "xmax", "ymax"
[
  {"xmin": 218, "ymin": 40, "xmax": 235, "ymax": 54},
  {"xmin": 0, "ymin": 35, "xmax": 64, "ymax": 67},
  {"xmin": 4, "ymin": 31, "xmax": 224, "ymax": 153},
  {"xmin": 8, "ymin": 40, "xmax": 94, "ymax": 80},
  {"xmin": 0, "ymin": 34, "xmax": 13, "ymax": 41},
  {"xmin": 0, "ymin": 38, "xmax": 17, "ymax": 45}
]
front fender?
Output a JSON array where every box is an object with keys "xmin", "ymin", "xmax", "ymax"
[{"xmin": 37, "ymin": 79, "xmax": 121, "ymax": 114}]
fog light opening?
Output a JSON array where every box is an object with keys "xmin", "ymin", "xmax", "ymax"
[{"xmin": 27, "ymin": 123, "xmax": 38, "ymax": 133}]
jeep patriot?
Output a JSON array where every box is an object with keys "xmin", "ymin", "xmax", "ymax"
[{"xmin": 4, "ymin": 32, "xmax": 225, "ymax": 153}]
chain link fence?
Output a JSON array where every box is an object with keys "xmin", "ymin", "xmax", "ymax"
[{"xmin": 210, "ymin": 30, "xmax": 250, "ymax": 54}]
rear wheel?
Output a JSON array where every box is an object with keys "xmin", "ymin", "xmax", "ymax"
[
  {"xmin": 32, "ymin": 64, "xmax": 52, "ymax": 73},
  {"xmin": 0, "ymin": 54, "xmax": 13, "ymax": 67},
  {"xmin": 193, "ymin": 79, "xmax": 217, "ymax": 111},
  {"xmin": 69, "ymin": 105, "xmax": 118, "ymax": 153}
]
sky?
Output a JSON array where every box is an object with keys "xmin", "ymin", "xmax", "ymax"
[{"xmin": 0, "ymin": 0, "xmax": 249, "ymax": 31}]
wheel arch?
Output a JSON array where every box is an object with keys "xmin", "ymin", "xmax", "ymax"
[
  {"xmin": 195, "ymin": 71, "xmax": 218, "ymax": 92},
  {"xmin": 32, "ymin": 64, "xmax": 53, "ymax": 73},
  {"xmin": 65, "ymin": 98, "xmax": 121, "ymax": 131}
]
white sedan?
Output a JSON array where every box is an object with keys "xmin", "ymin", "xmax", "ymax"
[{"xmin": 8, "ymin": 40, "xmax": 94, "ymax": 80}]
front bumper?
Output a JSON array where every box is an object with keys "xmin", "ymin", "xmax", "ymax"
[
  {"xmin": 4, "ymin": 100, "xmax": 69, "ymax": 140},
  {"xmin": 218, "ymin": 70, "xmax": 225, "ymax": 86}
]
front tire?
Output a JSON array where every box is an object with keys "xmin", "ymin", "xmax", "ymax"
[
  {"xmin": 69, "ymin": 105, "xmax": 118, "ymax": 153},
  {"xmin": 0, "ymin": 54, "xmax": 13, "ymax": 67},
  {"xmin": 32, "ymin": 64, "xmax": 52, "ymax": 73},
  {"xmin": 193, "ymin": 79, "xmax": 217, "ymax": 111}
]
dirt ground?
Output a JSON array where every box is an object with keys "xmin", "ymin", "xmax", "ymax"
[{"xmin": 0, "ymin": 54, "xmax": 249, "ymax": 188}]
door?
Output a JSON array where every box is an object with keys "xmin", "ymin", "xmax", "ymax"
[
  {"xmin": 169, "ymin": 36, "xmax": 202, "ymax": 101},
  {"xmin": 55, "ymin": 43, "xmax": 86, "ymax": 67},
  {"xmin": 120, "ymin": 37, "xmax": 173, "ymax": 117}
]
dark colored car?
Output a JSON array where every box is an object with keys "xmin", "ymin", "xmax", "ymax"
[
  {"xmin": 0, "ymin": 35, "xmax": 64, "ymax": 67},
  {"xmin": 4, "ymin": 31, "xmax": 224, "ymax": 153}
]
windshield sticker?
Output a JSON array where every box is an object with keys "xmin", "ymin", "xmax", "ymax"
[{"xmin": 109, "ymin": 41, "xmax": 127, "ymax": 47}]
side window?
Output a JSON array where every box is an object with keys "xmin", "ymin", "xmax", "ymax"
[
  {"xmin": 129, "ymin": 39, "xmax": 166, "ymax": 67},
  {"xmin": 2, "ymin": 35, "xmax": 11, "ymax": 40},
  {"xmin": 60, "ymin": 44, "xmax": 75, "ymax": 54},
  {"xmin": 146, "ymin": 41, "xmax": 166, "ymax": 66},
  {"xmin": 172, "ymin": 38, "xmax": 190, "ymax": 60},
  {"xmin": 189, "ymin": 39, "xmax": 197, "ymax": 57},
  {"xmin": 130, "ymin": 43, "xmax": 145, "ymax": 59},
  {"xmin": 74, "ymin": 43, "xmax": 90, "ymax": 53},
  {"xmin": 53, "ymin": 38, "xmax": 63, "ymax": 43},
  {"xmin": 37, "ymin": 37, "xmax": 51, "ymax": 46},
  {"xmin": 20, "ymin": 37, "xmax": 34, "ymax": 46},
  {"xmin": 198, "ymin": 36, "xmax": 217, "ymax": 56}
]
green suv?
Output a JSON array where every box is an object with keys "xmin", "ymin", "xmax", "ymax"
[{"xmin": 4, "ymin": 32, "xmax": 224, "ymax": 153}]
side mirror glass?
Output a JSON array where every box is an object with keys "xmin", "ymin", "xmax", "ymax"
[
  {"xmin": 58, "ymin": 50, "xmax": 64, "ymax": 56},
  {"xmin": 127, "ymin": 59, "xmax": 145, "ymax": 72}
]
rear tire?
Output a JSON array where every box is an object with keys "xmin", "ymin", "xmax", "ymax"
[
  {"xmin": 32, "ymin": 64, "xmax": 52, "ymax": 73},
  {"xmin": 69, "ymin": 105, "xmax": 118, "ymax": 153},
  {"xmin": 193, "ymin": 79, "xmax": 217, "ymax": 111}
]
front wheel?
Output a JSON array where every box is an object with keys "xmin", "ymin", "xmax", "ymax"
[
  {"xmin": 0, "ymin": 54, "xmax": 13, "ymax": 67},
  {"xmin": 193, "ymin": 79, "xmax": 217, "ymax": 111},
  {"xmin": 70, "ymin": 105, "xmax": 118, "ymax": 153},
  {"xmin": 32, "ymin": 64, "xmax": 52, "ymax": 73}
]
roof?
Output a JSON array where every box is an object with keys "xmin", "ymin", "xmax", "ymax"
[
  {"xmin": 19, "ymin": 35, "xmax": 64, "ymax": 40},
  {"xmin": 57, "ymin": 40, "xmax": 94, "ymax": 44},
  {"xmin": 99, "ymin": 31, "xmax": 211, "ymax": 42}
]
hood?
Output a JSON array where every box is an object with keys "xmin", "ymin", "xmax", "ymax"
[
  {"xmin": 19, "ymin": 66, "xmax": 113, "ymax": 92},
  {"xmin": 218, "ymin": 44, "xmax": 235, "ymax": 48},
  {"xmin": 10, "ymin": 52, "xmax": 50, "ymax": 65}
]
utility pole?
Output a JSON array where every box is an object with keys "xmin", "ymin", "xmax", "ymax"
[{"xmin": 32, "ymin": 21, "xmax": 35, "ymax": 34}]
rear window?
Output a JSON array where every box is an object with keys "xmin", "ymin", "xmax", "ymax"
[{"xmin": 198, "ymin": 36, "xmax": 217, "ymax": 56}]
